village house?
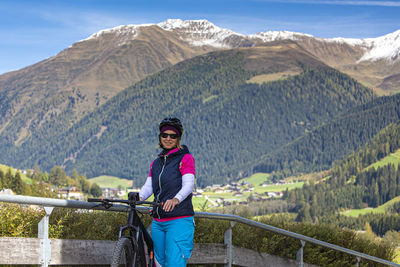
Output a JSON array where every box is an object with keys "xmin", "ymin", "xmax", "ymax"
[
  {"xmin": 58, "ymin": 186, "xmax": 83, "ymax": 200},
  {"xmin": 102, "ymin": 187, "xmax": 126, "ymax": 198},
  {"xmin": 0, "ymin": 188, "xmax": 15, "ymax": 195},
  {"xmin": 266, "ymin": 191, "xmax": 284, "ymax": 198}
]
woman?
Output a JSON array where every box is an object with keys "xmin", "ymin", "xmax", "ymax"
[{"xmin": 139, "ymin": 117, "xmax": 195, "ymax": 267}]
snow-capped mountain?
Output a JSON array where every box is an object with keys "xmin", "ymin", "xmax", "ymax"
[
  {"xmin": 252, "ymin": 30, "xmax": 400, "ymax": 63},
  {"xmin": 82, "ymin": 19, "xmax": 400, "ymax": 64},
  {"xmin": 157, "ymin": 19, "xmax": 245, "ymax": 48}
]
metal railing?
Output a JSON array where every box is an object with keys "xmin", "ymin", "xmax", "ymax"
[{"xmin": 0, "ymin": 194, "xmax": 399, "ymax": 267}]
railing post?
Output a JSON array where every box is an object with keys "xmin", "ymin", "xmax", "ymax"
[
  {"xmin": 38, "ymin": 206, "xmax": 54, "ymax": 267},
  {"xmin": 356, "ymin": 256, "xmax": 361, "ymax": 267},
  {"xmin": 224, "ymin": 221, "xmax": 236, "ymax": 267},
  {"xmin": 296, "ymin": 240, "xmax": 306, "ymax": 267}
]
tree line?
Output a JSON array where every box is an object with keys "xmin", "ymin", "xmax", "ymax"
[{"xmin": 0, "ymin": 165, "xmax": 102, "ymax": 198}]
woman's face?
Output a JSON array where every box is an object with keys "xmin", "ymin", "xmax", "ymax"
[{"xmin": 160, "ymin": 130, "xmax": 179, "ymax": 150}]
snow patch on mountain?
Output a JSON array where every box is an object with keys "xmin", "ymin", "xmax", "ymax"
[
  {"xmin": 84, "ymin": 25, "xmax": 135, "ymax": 40},
  {"xmin": 80, "ymin": 24, "xmax": 151, "ymax": 46},
  {"xmin": 157, "ymin": 19, "xmax": 243, "ymax": 48},
  {"xmin": 358, "ymin": 30, "xmax": 400, "ymax": 62},
  {"xmin": 250, "ymin": 31, "xmax": 313, "ymax": 42},
  {"xmin": 325, "ymin": 30, "xmax": 400, "ymax": 62},
  {"xmin": 253, "ymin": 29, "xmax": 400, "ymax": 62},
  {"xmin": 323, "ymin": 37, "xmax": 364, "ymax": 46}
]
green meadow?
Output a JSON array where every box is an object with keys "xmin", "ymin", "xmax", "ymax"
[
  {"xmin": 366, "ymin": 149, "xmax": 400, "ymax": 170},
  {"xmin": 341, "ymin": 196, "xmax": 400, "ymax": 217},
  {"xmin": 0, "ymin": 164, "xmax": 31, "ymax": 184},
  {"xmin": 239, "ymin": 172, "xmax": 271, "ymax": 186},
  {"xmin": 88, "ymin": 175, "xmax": 133, "ymax": 189}
]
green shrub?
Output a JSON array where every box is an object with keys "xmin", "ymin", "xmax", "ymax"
[
  {"xmin": 0, "ymin": 203, "xmax": 43, "ymax": 237},
  {"xmin": 0, "ymin": 203, "xmax": 395, "ymax": 266}
]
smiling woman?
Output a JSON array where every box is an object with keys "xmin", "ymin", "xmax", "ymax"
[{"xmin": 138, "ymin": 117, "xmax": 196, "ymax": 267}]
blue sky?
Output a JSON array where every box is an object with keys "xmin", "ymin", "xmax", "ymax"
[{"xmin": 1, "ymin": 0, "xmax": 400, "ymax": 74}]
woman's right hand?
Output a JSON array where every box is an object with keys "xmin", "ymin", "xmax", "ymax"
[{"xmin": 163, "ymin": 198, "xmax": 179, "ymax": 212}]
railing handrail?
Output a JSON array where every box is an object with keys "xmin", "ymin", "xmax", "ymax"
[{"xmin": 0, "ymin": 194, "xmax": 399, "ymax": 267}]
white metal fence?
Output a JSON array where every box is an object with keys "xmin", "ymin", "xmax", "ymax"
[{"xmin": 0, "ymin": 194, "xmax": 399, "ymax": 267}]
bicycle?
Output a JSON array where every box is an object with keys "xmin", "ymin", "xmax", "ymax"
[{"xmin": 88, "ymin": 192, "xmax": 162, "ymax": 267}]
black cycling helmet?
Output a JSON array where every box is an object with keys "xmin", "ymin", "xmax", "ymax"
[{"xmin": 159, "ymin": 117, "xmax": 184, "ymax": 136}]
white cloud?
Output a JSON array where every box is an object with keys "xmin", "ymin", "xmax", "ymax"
[{"xmin": 254, "ymin": 0, "xmax": 400, "ymax": 7}]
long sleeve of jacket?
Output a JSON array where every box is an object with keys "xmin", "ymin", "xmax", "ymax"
[
  {"xmin": 139, "ymin": 177, "xmax": 153, "ymax": 200},
  {"xmin": 174, "ymin": 173, "xmax": 195, "ymax": 202}
]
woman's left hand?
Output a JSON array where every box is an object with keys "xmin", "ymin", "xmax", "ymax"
[{"xmin": 163, "ymin": 198, "xmax": 179, "ymax": 212}]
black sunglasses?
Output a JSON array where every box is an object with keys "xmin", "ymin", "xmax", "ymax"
[{"xmin": 159, "ymin": 133, "xmax": 179, "ymax": 139}]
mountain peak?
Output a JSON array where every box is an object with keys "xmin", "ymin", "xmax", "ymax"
[
  {"xmin": 157, "ymin": 19, "xmax": 243, "ymax": 48},
  {"xmin": 157, "ymin": 19, "xmax": 214, "ymax": 30}
]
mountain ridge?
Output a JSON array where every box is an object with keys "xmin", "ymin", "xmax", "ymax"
[
  {"xmin": 70, "ymin": 19, "xmax": 400, "ymax": 94},
  {"xmin": 81, "ymin": 19, "xmax": 400, "ymax": 63}
]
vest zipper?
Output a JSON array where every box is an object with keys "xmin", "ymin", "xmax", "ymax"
[{"xmin": 156, "ymin": 155, "xmax": 167, "ymax": 219}]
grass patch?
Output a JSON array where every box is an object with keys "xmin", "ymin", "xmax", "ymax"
[
  {"xmin": 246, "ymin": 70, "xmax": 300, "ymax": 84},
  {"xmin": 366, "ymin": 149, "xmax": 400, "ymax": 170},
  {"xmin": 88, "ymin": 175, "xmax": 133, "ymax": 189},
  {"xmin": 239, "ymin": 173, "xmax": 270, "ymax": 186},
  {"xmin": 253, "ymin": 182, "xmax": 304, "ymax": 194},
  {"xmin": 238, "ymin": 172, "xmax": 303, "ymax": 193},
  {"xmin": 0, "ymin": 164, "xmax": 31, "ymax": 184},
  {"xmin": 341, "ymin": 196, "xmax": 400, "ymax": 217}
]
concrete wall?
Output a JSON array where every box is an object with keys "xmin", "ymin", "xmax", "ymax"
[{"xmin": 0, "ymin": 237, "xmax": 318, "ymax": 266}]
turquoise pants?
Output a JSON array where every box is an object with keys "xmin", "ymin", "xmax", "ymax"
[{"xmin": 151, "ymin": 216, "xmax": 195, "ymax": 267}]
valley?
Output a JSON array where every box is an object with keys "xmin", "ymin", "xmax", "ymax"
[{"xmin": 1, "ymin": 19, "xmax": 400, "ymax": 264}]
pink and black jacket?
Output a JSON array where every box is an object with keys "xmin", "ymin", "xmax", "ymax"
[{"xmin": 151, "ymin": 145, "xmax": 195, "ymax": 219}]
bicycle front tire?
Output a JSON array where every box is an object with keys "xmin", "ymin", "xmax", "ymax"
[{"xmin": 111, "ymin": 237, "xmax": 139, "ymax": 267}]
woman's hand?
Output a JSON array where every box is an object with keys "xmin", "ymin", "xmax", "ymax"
[{"xmin": 163, "ymin": 198, "xmax": 179, "ymax": 212}]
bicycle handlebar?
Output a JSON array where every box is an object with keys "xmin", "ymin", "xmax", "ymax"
[{"xmin": 88, "ymin": 197, "xmax": 163, "ymax": 207}]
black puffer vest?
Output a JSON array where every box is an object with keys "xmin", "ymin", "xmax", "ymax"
[{"xmin": 151, "ymin": 145, "xmax": 194, "ymax": 219}]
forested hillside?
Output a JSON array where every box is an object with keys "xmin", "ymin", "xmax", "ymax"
[
  {"xmin": 1, "ymin": 46, "xmax": 375, "ymax": 186},
  {"xmin": 286, "ymin": 122, "xmax": 400, "ymax": 222},
  {"xmin": 254, "ymin": 93, "xmax": 400, "ymax": 175}
]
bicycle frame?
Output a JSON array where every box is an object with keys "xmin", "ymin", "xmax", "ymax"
[
  {"xmin": 88, "ymin": 194, "xmax": 160, "ymax": 266},
  {"xmin": 119, "ymin": 201, "xmax": 155, "ymax": 266}
]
